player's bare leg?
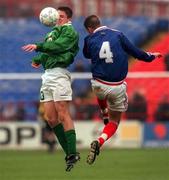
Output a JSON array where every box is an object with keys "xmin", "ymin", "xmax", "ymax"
[
  {"xmin": 97, "ymin": 98, "xmax": 109, "ymax": 125},
  {"xmin": 55, "ymin": 101, "xmax": 80, "ymax": 172},
  {"xmin": 101, "ymin": 108, "xmax": 109, "ymax": 125},
  {"xmin": 44, "ymin": 101, "xmax": 80, "ymax": 171}
]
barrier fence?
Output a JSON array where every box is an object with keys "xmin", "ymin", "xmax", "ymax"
[
  {"xmin": 0, "ymin": 72, "xmax": 169, "ymax": 122},
  {"xmin": 1, "ymin": 121, "xmax": 169, "ymax": 150}
]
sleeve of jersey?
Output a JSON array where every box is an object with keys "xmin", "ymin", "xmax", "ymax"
[
  {"xmin": 120, "ymin": 33, "xmax": 155, "ymax": 62},
  {"xmin": 35, "ymin": 30, "xmax": 78, "ymax": 54},
  {"xmin": 83, "ymin": 36, "xmax": 91, "ymax": 59}
]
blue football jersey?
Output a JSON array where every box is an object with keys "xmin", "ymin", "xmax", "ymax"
[{"xmin": 83, "ymin": 26, "xmax": 155, "ymax": 82}]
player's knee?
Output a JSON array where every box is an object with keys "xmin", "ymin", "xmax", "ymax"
[
  {"xmin": 47, "ymin": 118, "xmax": 58, "ymax": 128},
  {"xmin": 58, "ymin": 110, "xmax": 70, "ymax": 123},
  {"xmin": 58, "ymin": 112, "xmax": 65, "ymax": 122}
]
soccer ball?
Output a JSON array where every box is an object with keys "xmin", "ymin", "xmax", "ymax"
[{"xmin": 39, "ymin": 7, "xmax": 59, "ymax": 27}]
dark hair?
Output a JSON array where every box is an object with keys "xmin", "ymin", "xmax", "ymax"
[
  {"xmin": 84, "ymin": 15, "xmax": 101, "ymax": 29},
  {"xmin": 57, "ymin": 6, "xmax": 73, "ymax": 18}
]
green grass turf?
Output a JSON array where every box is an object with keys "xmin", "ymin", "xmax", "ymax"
[{"xmin": 0, "ymin": 148, "xmax": 169, "ymax": 180}]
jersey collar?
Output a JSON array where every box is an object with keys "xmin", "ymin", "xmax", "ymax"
[
  {"xmin": 93, "ymin": 26, "xmax": 108, "ymax": 33},
  {"xmin": 63, "ymin": 21, "xmax": 72, "ymax": 26},
  {"xmin": 55, "ymin": 21, "xmax": 72, "ymax": 28}
]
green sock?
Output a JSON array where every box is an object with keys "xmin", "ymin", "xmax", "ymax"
[
  {"xmin": 53, "ymin": 123, "xmax": 68, "ymax": 155},
  {"xmin": 65, "ymin": 129, "xmax": 76, "ymax": 155}
]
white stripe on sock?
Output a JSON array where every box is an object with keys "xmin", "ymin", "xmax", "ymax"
[{"xmin": 100, "ymin": 133, "xmax": 108, "ymax": 141}]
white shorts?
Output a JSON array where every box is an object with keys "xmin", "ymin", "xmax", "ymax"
[
  {"xmin": 40, "ymin": 67, "xmax": 72, "ymax": 102},
  {"xmin": 91, "ymin": 79, "xmax": 128, "ymax": 112}
]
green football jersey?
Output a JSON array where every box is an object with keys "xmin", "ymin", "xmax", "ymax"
[{"xmin": 32, "ymin": 23, "xmax": 79, "ymax": 70}]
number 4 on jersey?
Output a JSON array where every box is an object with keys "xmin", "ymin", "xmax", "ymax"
[{"xmin": 99, "ymin": 41, "xmax": 113, "ymax": 63}]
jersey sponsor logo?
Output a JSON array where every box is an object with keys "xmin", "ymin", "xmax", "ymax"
[{"xmin": 47, "ymin": 37, "xmax": 53, "ymax": 41}]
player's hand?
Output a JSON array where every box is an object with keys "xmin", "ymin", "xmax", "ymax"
[
  {"xmin": 151, "ymin": 52, "xmax": 162, "ymax": 58},
  {"xmin": 22, "ymin": 44, "xmax": 37, "ymax": 52},
  {"xmin": 31, "ymin": 63, "xmax": 40, "ymax": 68}
]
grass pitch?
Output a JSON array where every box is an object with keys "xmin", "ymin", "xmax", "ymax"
[{"xmin": 0, "ymin": 148, "xmax": 169, "ymax": 180}]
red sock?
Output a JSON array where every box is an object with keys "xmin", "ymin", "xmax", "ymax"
[{"xmin": 98, "ymin": 121, "xmax": 118, "ymax": 146}]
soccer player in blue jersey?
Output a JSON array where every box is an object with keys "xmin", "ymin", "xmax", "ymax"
[{"xmin": 83, "ymin": 15, "xmax": 162, "ymax": 165}]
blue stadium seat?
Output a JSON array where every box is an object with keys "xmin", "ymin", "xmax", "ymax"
[{"xmin": 0, "ymin": 17, "xmax": 159, "ymax": 74}]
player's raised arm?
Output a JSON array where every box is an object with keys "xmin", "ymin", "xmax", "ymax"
[{"xmin": 119, "ymin": 32, "xmax": 162, "ymax": 62}]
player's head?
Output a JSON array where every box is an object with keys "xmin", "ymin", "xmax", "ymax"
[
  {"xmin": 57, "ymin": 6, "xmax": 73, "ymax": 25},
  {"xmin": 84, "ymin": 15, "xmax": 101, "ymax": 34}
]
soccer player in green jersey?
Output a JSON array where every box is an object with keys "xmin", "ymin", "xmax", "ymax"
[{"xmin": 22, "ymin": 6, "xmax": 80, "ymax": 172}]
